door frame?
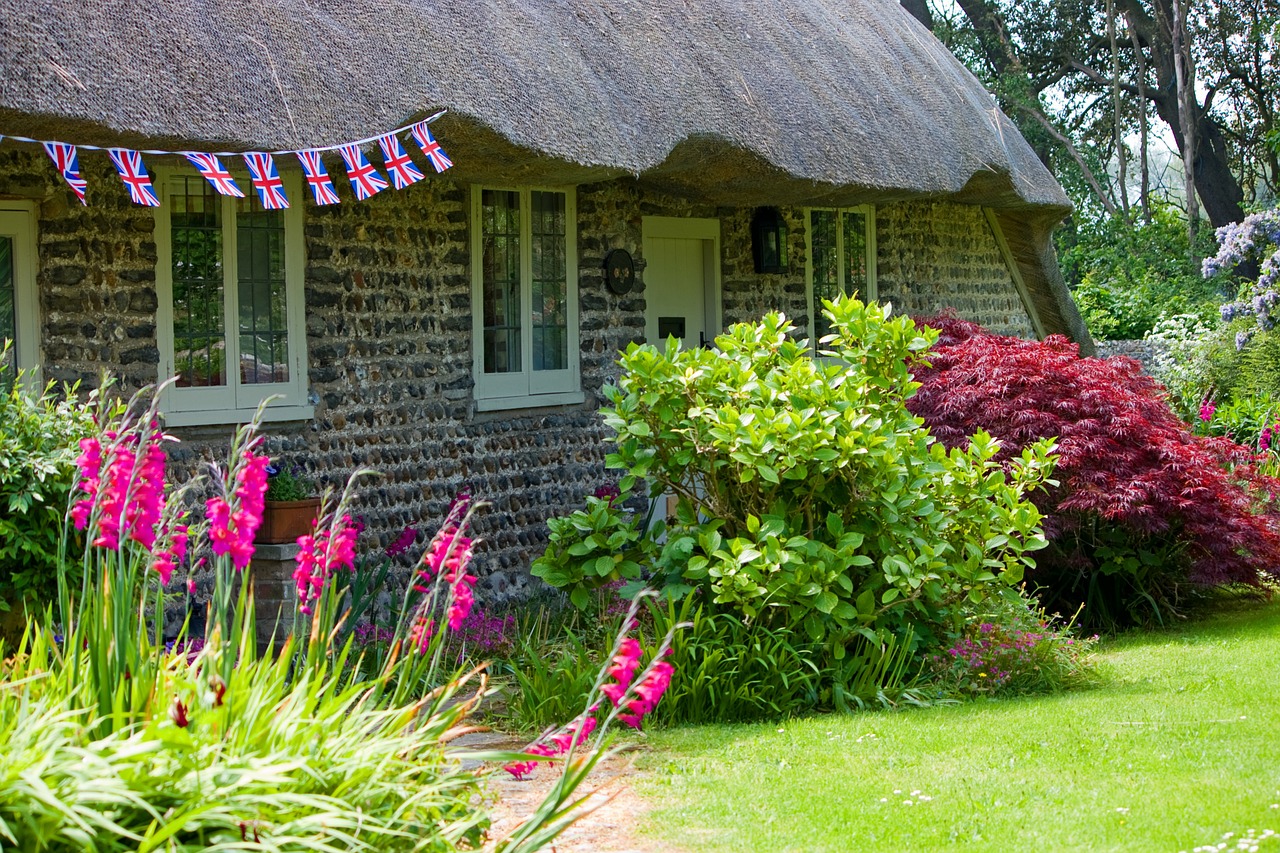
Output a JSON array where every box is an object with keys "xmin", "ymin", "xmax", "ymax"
[
  {"xmin": 0, "ymin": 202, "xmax": 39, "ymax": 378},
  {"xmin": 641, "ymin": 216, "xmax": 722, "ymax": 347}
]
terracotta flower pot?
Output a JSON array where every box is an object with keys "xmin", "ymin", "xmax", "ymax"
[{"xmin": 257, "ymin": 498, "xmax": 322, "ymax": 544}]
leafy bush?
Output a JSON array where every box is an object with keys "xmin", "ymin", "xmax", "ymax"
[
  {"xmin": 550, "ymin": 299, "xmax": 1055, "ymax": 651},
  {"xmin": 0, "ymin": 352, "xmax": 97, "ymax": 625},
  {"xmin": 909, "ymin": 316, "xmax": 1280, "ymax": 630},
  {"xmin": 531, "ymin": 491, "xmax": 655, "ymax": 608},
  {"xmin": 1059, "ymin": 206, "xmax": 1228, "ymax": 340}
]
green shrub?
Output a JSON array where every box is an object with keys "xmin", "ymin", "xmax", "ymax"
[
  {"xmin": 531, "ymin": 492, "xmax": 655, "ymax": 608},
  {"xmin": 0, "ymin": 351, "xmax": 97, "ymax": 623},
  {"xmin": 1059, "ymin": 206, "xmax": 1228, "ymax": 340},
  {"xmin": 642, "ymin": 594, "xmax": 825, "ymax": 724},
  {"xmin": 497, "ymin": 607, "xmax": 619, "ymax": 733},
  {"xmin": 585, "ymin": 298, "xmax": 1054, "ymax": 647}
]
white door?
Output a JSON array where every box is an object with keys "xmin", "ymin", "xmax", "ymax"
[
  {"xmin": 642, "ymin": 217, "xmax": 720, "ymax": 350},
  {"xmin": 0, "ymin": 206, "xmax": 38, "ymax": 378},
  {"xmin": 641, "ymin": 217, "xmax": 721, "ymax": 526}
]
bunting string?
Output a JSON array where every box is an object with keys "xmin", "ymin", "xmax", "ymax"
[{"xmin": 1, "ymin": 109, "xmax": 451, "ymax": 208}]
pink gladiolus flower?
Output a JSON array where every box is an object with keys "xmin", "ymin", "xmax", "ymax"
[
  {"xmin": 504, "ymin": 713, "xmax": 599, "ymax": 779},
  {"xmin": 293, "ymin": 515, "xmax": 362, "ymax": 615},
  {"xmin": 618, "ymin": 660, "xmax": 674, "ymax": 729},
  {"xmin": 550, "ymin": 714, "xmax": 598, "ymax": 754},
  {"xmin": 601, "ymin": 638, "xmax": 644, "ymax": 707},
  {"xmin": 445, "ymin": 565, "xmax": 478, "ymax": 630},
  {"xmin": 1262, "ymin": 426, "xmax": 1273, "ymax": 453},
  {"xmin": 1199, "ymin": 400, "xmax": 1216, "ymax": 422},
  {"xmin": 206, "ymin": 449, "xmax": 271, "ymax": 572},
  {"xmin": 409, "ymin": 615, "xmax": 435, "ymax": 653},
  {"xmin": 70, "ymin": 436, "xmax": 102, "ymax": 531},
  {"xmin": 503, "ymin": 742, "xmax": 557, "ymax": 780}
]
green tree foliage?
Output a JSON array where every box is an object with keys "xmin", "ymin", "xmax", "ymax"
[
  {"xmin": 1060, "ymin": 205, "xmax": 1230, "ymax": 338},
  {"xmin": 931, "ymin": 0, "xmax": 1278, "ymax": 227}
]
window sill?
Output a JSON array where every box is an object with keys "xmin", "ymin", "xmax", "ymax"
[
  {"xmin": 161, "ymin": 404, "xmax": 315, "ymax": 428},
  {"xmin": 474, "ymin": 391, "xmax": 585, "ymax": 413}
]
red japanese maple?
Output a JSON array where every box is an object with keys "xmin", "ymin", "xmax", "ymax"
[{"xmin": 908, "ymin": 315, "xmax": 1280, "ymax": 621}]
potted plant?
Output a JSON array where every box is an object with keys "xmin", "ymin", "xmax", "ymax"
[{"xmin": 258, "ymin": 464, "xmax": 320, "ymax": 544}]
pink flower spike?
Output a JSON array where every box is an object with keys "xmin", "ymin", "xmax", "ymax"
[{"xmin": 601, "ymin": 637, "xmax": 644, "ymax": 706}]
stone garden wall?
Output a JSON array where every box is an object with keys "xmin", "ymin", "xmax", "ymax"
[{"xmin": 0, "ymin": 147, "xmax": 1042, "ymax": 603}]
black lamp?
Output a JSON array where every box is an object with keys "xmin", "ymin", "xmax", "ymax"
[{"xmin": 751, "ymin": 207, "xmax": 788, "ymax": 274}]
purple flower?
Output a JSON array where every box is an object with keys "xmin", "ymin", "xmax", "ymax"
[{"xmin": 592, "ymin": 482, "xmax": 622, "ymax": 503}]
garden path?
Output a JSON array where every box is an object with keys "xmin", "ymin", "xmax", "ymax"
[{"xmin": 473, "ymin": 734, "xmax": 675, "ymax": 852}]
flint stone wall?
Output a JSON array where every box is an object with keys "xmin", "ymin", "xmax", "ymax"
[{"xmin": 1, "ymin": 148, "xmax": 1042, "ymax": 605}]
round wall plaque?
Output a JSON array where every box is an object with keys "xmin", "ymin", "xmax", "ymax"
[{"xmin": 604, "ymin": 248, "xmax": 635, "ymax": 295}]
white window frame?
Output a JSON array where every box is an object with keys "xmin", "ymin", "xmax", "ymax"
[
  {"xmin": 155, "ymin": 168, "xmax": 311, "ymax": 426},
  {"xmin": 805, "ymin": 205, "xmax": 877, "ymax": 343},
  {"xmin": 470, "ymin": 185, "xmax": 582, "ymax": 411},
  {"xmin": 0, "ymin": 201, "xmax": 40, "ymax": 381}
]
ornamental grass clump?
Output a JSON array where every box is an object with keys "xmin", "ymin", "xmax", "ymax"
[
  {"xmin": 909, "ymin": 315, "xmax": 1280, "ymax": 630},
  {"xmin": 0, "ymin": 379, "xmax": 650, "ymax": 852}
]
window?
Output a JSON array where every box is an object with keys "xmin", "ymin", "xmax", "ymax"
[
  {"xmin": 156, "ymin": 171, "xmax": 310, "ymax": 426},
  {"xmin": 0, "ymin": 202, "xmax": 39, "ymax": 382},
  {"xmin": 471, "ymin": 186, "xmax": 581, "ymax": 410},
  {"xmin": 806, "ymin": 206, "xmax": 876, "ymax": 344}
]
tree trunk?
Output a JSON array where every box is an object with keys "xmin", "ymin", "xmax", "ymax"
[
  {"xmin": 1126, "ymin": 13, "xmax": 1152, "ymax": 223},
  {"xmin": 1170, "ymin": 0, "xmax": 1200, "ymax": 254},
  {"xmin": 1122, "ymin": 0, "xmax": 1246, "ymax": 228},
  {"xmin": 899, "ymin": 0, "xmax": 935, "ymax": 30}
]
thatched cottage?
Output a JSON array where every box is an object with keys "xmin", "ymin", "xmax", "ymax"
[{"xmin": 0, "ymin": 0, "xmax": 1090, "ymax": 600}]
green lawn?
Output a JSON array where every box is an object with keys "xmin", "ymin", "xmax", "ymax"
[{"xmin": 634, "ymin": 599, "xmax": 1280, "ymax": 852}]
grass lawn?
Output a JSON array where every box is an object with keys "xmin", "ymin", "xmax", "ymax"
[{"xmin": 633, "ymin": 598, "xmax": 1280, "ymax": 852}]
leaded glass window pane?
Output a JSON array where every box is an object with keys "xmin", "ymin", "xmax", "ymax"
[
  {"xmin": 843, "ymin": 211, "xmax": 868, "ymax": 298},
  {"xmin": 237, "ymin": 193, "xmax": 289, "ymax": 384},
  {"xmin": 482, "ymin": 189, "xmax": 522, "ymax": 374},
  {"xmin": 170, "ymin": 176, "xmax": 226, "ymax": 388},
  {"xmin": 531, "ymin": 191, "xmax": 567, "ymax": 371},
  {"xmin": 0, "ymin": 235, "xmax": 14, "ymax": 379},
  {"xmin": 811, "ymin": 210, "xmax": 839, "ymax": 342}
]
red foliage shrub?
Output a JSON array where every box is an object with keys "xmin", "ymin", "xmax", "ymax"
[{"xmin": 908, "ymin": 314, "xmax": 1280, "ymax": 622}]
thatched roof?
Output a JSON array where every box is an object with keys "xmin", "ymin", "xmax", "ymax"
[{"xmin": 0, "ymin": 0, "xmax": 1090, "ymax": 344}]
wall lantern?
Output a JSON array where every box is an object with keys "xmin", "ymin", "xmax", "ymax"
[{"xmin": 751, "ymin": 207, "xmax": 788, "ymax": 274}]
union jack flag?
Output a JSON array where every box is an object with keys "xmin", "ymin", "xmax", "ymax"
[
  {"xmin": 377, "ymin": 134, "xmax": 424, "ymax": 190},
  {"xmin": 338, "ymin": 144, "xmax": 388, "ymax": 201},
  {"xmin": 243, "ymin": 152, "xmax": 289, "ymax": 209},
  {"xmin": 43, "ymin": 141, "xmax": 87, "ymax": 205},
  {"xmin": 108, "ymin": 149, "xmax": 160, "ymax": 207},
  {"xmin": 295, "ymin": 150, "xmax": 340, "ymax": 205},
  {"xmin": 182, "ymin": 152, "xmax": 244, "ymax": 197},
  {"xmin": 409, "ymin": 121, "xmax": 452, "ymax": 173}
]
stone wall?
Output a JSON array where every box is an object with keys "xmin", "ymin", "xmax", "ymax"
[
  {"xmin": 1, "ymin": 146, "xmax": 1047, "ymax": 603},
  {"xmin": 876, "ymin": 201, "xmax": 1037, "ymax": 338},
  {"xmin": 0, "ymin": 148, "xmax": 160, "ymax": 390}
]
